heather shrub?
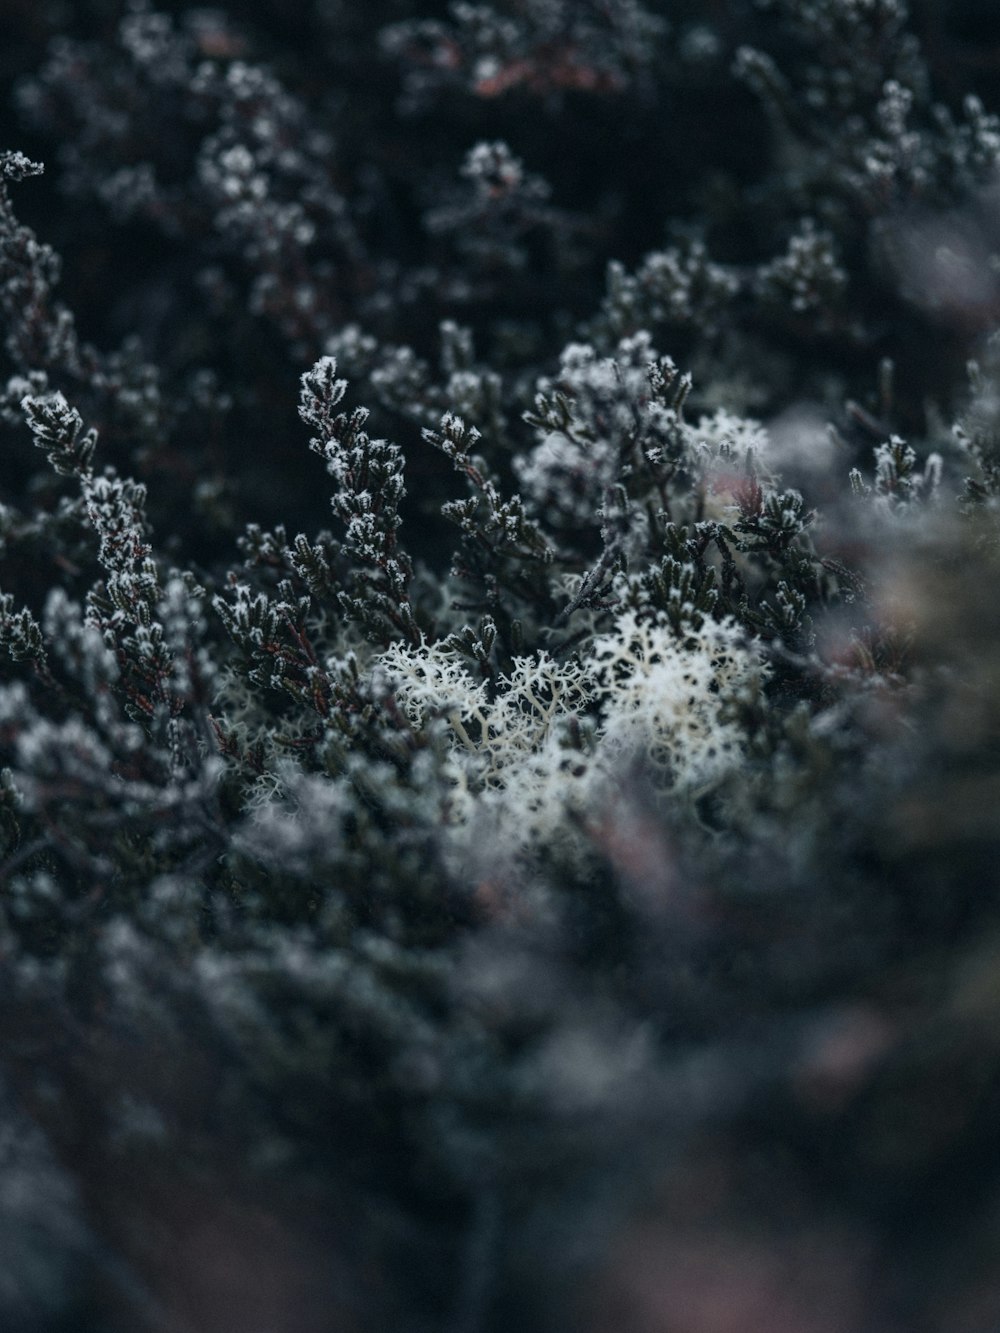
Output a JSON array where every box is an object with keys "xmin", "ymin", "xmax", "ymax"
[{"xmin": 3, "ymin": 3, "xmax": 1000, "ymax": 1331}]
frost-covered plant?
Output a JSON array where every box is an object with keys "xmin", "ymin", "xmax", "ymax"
[{"xmin": 4, "ymin": 3, "xmax": 1000, "ymax": 1331}]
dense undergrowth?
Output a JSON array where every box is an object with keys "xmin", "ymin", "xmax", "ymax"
[{"xmin": 3, "ymin": 2, "xmax": 1000, "ymax": 1330}]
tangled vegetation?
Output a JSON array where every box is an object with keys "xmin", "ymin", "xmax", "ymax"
[{"xmin": 3, "ymin": 2, "xmax": 1000, "ymax": 1329}]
